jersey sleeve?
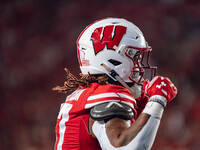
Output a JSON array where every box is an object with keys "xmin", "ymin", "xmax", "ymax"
[{"xmin": 85, "ymin": 83, "xmax": 137, "ymax": 118}]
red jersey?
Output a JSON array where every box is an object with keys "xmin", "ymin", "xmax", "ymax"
[{"xmin": 55, "ymin": 83, "xmax": 139, "ymax": 150}]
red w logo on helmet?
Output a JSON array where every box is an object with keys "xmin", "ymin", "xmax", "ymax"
[{"xmin": 91, "ymin": 25, "xmax": 127, "ymax": 55}]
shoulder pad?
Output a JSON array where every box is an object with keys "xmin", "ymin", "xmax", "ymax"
[{"xmin": 90, "ymin": 102, "xmax": 134, "ymax": 121}]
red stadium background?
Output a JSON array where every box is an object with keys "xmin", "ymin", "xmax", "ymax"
[{"xmin": 1, "ymin": 0, "xmax": 200, "ymax": 149}]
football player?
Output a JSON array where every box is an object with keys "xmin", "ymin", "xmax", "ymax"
[{"xmin": 53, "ymin": 18, "xmax": 177, "ymax": 150}]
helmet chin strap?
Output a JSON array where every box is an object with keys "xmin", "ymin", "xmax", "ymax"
[{"xmin": 101, "ymin": 63, "xmax": 141, "ymax": 99}]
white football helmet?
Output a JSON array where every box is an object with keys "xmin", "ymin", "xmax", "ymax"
[{"xmin": 77, "ymin": 18, "xmax": 156, "ymax": 86}]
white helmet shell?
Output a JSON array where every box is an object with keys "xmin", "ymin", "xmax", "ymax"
[{"xmin": 77, "ymin": 18, "xmax": 156, "ymax": 84}]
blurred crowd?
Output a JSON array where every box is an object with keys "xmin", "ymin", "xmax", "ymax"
[{"xmin": 1, "ymin": 0, "xmax": 200, "ymax": 150}]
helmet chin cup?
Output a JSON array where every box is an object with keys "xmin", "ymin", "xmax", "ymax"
[{"xmin": 130, "ymin": 84, "xmax": 142, "ymax": 99}]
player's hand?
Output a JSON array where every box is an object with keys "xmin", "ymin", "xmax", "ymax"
[{"xmin": 143, "ymin": 76, "xmax": 177, "ymax": 104}]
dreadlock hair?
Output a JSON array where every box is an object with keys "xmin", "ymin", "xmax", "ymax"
[{"xmin": 52, "ymin": 68, "xmax": 112, "ymax": 93}]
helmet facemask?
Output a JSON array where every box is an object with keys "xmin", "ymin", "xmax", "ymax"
[{"xmin": 124, "ymin": 46, "xmax": 157, "ymax": 86}]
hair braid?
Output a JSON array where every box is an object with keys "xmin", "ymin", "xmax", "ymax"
[{"xmin": 52, "ymin": 68, "xmax": 110, "ymax": 93}]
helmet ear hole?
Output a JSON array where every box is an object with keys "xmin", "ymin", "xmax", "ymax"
[{"xmin": 108, "ymin": 59, "xmax": 122, "ymax": 66}]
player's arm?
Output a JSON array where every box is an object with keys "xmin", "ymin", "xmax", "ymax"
[
  {"xmin": 105, "ymin": 113, "xmax": 150, "ymax": 147},
  {"xmin": 89, "ymin": 76, "xmax": 177, "ymax": 149},
  {"xmin": 89, "ymin": 109, "xmax": 150, "ymax": 147}
]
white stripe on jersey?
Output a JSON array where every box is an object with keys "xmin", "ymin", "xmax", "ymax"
[
  {"xmin": 88, "ymin": 92, "xmax": 136, "ymax": 103},
  {"xmin": 88, "ymin": 92, "xmax": 119, "ymax": 101},
  {"xmin": 86, "ymin": 92, "xmax": 136, "ymax": 109},
  {"xmin": 85, "ymin": 100, "xmax": 120, "ymax": 109},
  {"xmin": 117, "ymin": 93, "xmax": 136, "ymax": 103},
  {"xmin": 57, "ymin": 103, "xmax": 73, "ymax": 150}
]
